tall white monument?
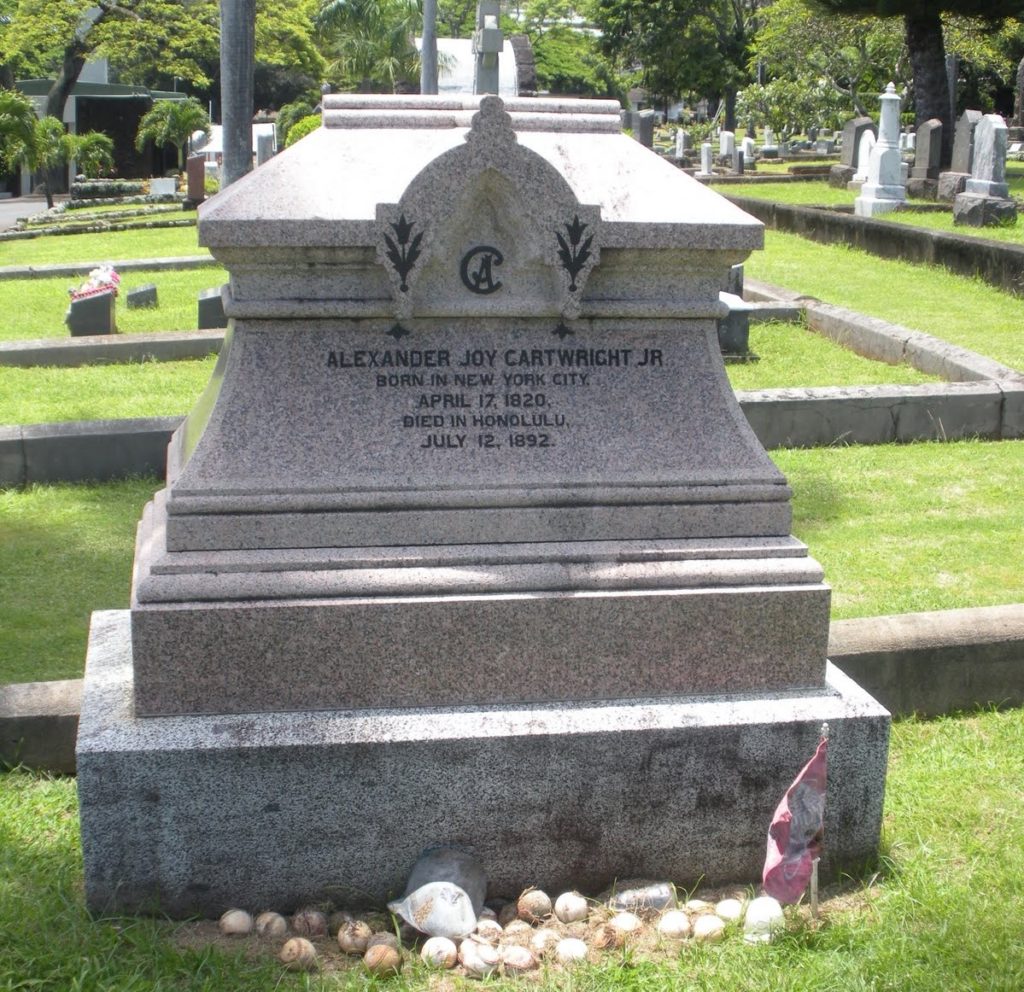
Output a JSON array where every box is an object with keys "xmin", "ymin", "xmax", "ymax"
[{"xmin": 855, "ymin": 83, "xmax": 907, "ymax": 218}]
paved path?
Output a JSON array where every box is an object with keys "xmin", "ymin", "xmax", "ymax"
[{"xmin": 0, "ymin": 195, "xmax": 65, "ymax": 231}]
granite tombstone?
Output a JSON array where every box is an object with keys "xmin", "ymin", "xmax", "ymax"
[
  {"xmin": 76, "ymin": 94, "xmax": 889, "ymax": 917},
  {"xmin": 939, "ymin": 109, "xmax": 983, "ymax": 201}
]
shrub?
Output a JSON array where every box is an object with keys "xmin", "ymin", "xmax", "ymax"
[
  {"xmin": 69, "ymin": 179, "xmax": 146, "ymax": 199},
  {"xmin": 284, "ymin": 114, "xmax": 321, "ymax": 148}
]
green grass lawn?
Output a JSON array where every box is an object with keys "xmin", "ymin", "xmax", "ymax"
[
  {"xmin": 0, "ymin": 355, "xmax": 217, "ymax": 424},
  {"xmin": 724, "ymin": 180, "xmax": 856, "ymax": 207},
  {"xmin": 0, "ymin": 225, "xmax": 209, "ymax": 266},
  {"xmin": 746, "ymin": 230, "xmax": 1024, "ymax": 371},
  {"xmin": 3, "ymin": 440, "xmax": 1020, "ymax": 685},
  {"xmin": 726, "ymin": 321, "xmax": 937, "ymax": 390},
  {"xmin": 0, "ymin": 269, "xmax": 228, "ymax": 341},
  {"xmin": 1, "ymin": 705, "xmax": 1021, "ymax": 990}
]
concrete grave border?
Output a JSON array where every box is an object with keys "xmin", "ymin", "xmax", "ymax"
[
  {"xmin": 5, "ymin": 603, "xmax": 1021, "ymax": 775},
  {"xmin": 728, "ymin": 195, "xmax": 1024, "ymax": 299}
]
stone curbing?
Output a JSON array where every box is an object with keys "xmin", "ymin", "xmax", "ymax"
[
  {"xmin": 728, "ymin": 195, "xmax": 1024, "ymax": 299},
  {"xmin": 0, "ymin": 254, "xmax": 217, "ymax": 281},
  {"xmin": 5, "ymin": 604, "xmax": 1021, "ymax": 775},
  {"xmin": 0, "ymin": 329, "xmax": 224, "ymax": 368}
]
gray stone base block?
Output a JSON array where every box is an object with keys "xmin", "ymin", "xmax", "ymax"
[
  {"xmin": 828, "ymin": 165, "xmax": 856, "ymax": 189},
  {"xmin": 131, "ymin": 575, "xmax": 831, "ymax": 715},
  {"xmin": 952, "ymin": 193, "xmax": 1017, "ymax": 228},
  {"xmin": 905, "ymin": 177, "xmax": 938, "ymax": 201},
  {"xmin": 78, "ymin": 610, "xmax": 890, "ymax": 918},
  {"xmin": 937, "ymin": 172, "xmax": 969, "ymax": 202}
]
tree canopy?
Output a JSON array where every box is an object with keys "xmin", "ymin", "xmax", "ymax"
[
  {"xmin": 135, "ymin": 97, "xmax": 210, "ymax": 170},
  {"xmin": 811, "ymin": 0, "xmax": 1024, "ymax": 162},
  {"xmin": 590, "ymin": 0, "xmax": 761, "ymax": 127}
]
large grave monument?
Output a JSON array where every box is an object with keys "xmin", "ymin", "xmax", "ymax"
[{"xmin": 77, "ymin": 95, "xmax": 889, "ymax": 917}]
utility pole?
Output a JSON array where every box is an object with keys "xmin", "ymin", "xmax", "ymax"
[
  {"xmin": 421, "ymin": 0, "xmax": 438, "ymax": 95},
  {"xmin": 219, "ymin": 0, "xmax": 255, "ymax": 188}
]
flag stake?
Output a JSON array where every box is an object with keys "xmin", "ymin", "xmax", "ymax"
[{"xmin": 810, "ymin": 857, "xmax": 820, "ymax": 919}]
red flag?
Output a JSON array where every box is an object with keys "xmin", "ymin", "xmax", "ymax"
[{"xmin": 762, "ymin": 736, "xmax": 827, "ymax": 904}]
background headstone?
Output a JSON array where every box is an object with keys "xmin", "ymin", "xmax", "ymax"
[
  {"xmin": 126, "ymin": 284, "xmax": 158, "ymax": 309},
  {"xmin": 698, "ymin": 142, "xmax": 713, "ymax": 176},
  {"xmin": 951, "ymin": 109, "xmax": 983, "ymax": 175},
  {"xmin": 636, "ymin": 109, "xmax": 655, "ymax": 149},
  {"xmin": 910, "ymin": 119, "xmax": 943, "ymax": 180},
  {"xmin": 719, "ymin": 131, "xmax": 735, "ymax": 161},
  {"xmin": 65, "ymin": 291, "xmax": 116, "ymax": 336},
  {"xmin": 186, "ymin": 154, "xmax": 206, "ymax": 205},
  {"xmin": 954, "ymin": 114, "xmax": 1017, "ymax": 226},
  {"xmin": 840, "ymin": 117, "xmax": 875, "ymax": 167},
  {"xmin": 256, "ymin": 133, "xmax": 275, "ymax": 167},
  {"xmin": 197, "ymin": 287, "xmax": 227, "ymax": 329}
]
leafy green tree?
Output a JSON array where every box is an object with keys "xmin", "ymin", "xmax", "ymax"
[
  {"xmin": 0, "ymin": 87, "xmax": 37, "ymax": 171},
  {"xmin": 751, "ymin": 0, "xmax": 904, "ymax": 118},
  {"xmin": 590, "ymin": 0, "xmax": 761, "ymax": 128},
  {"xmin": 0, "ymin": 1, "xmax": 219, "ymax": 122},
  {"xmin": 810, "ymin": 0, "xmax": 1024, "ymax": 165},
  {"xmin": 135, "ymin": 97, "xmax": 210, "ymax": 171},
  {"xmin": 316, "ymin": 0, "xmax": 422, "ymax": 93}
]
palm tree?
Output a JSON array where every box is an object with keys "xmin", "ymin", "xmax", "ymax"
[
  {"xmin": 316, "ymin": 0, "xmax": 423, "ymax": 93},
  {"xmin": 135, "ymin": 98, "xmax": 211, "ymax": 172},
  {"xmin": 73, "ymin": 132, "xmax": 115, "ymax": 178},
  {"xmin": 0, "ymin": 89, "xmax": 38, "ymax": 174},
  {"xmin": 6, "ymin": 116, "xmax": 75, "ymax": 209}
]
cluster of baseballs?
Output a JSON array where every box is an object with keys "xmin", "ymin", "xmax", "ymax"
[{"xmin": 216, "ymin": 889, "xmax": 786, "ymax": 976}]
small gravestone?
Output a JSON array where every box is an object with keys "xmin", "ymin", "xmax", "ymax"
[
  {"xmin": 939, "ymin": 109, "xmax": 983, "ymax": 202},
  {"xmin": 907, "ymin": 119, "xmax": 942, "ymax": 199},
  {"xmin": 127, "ymin": 283, "xmax": 158, "ymax": 309},
  {"xmin": 717, "ymin": 292, "xmax": 752, "ymax": 356},
  {"xmin": 732, "ymin": 147, "xmax": 744, "ymax": 174},
  {"xmin": 186, "ymin": 155, "xmax": 206, "ymax": 206},
  {"xmin": 741, "ymin": 136, "xmax": 756, "ymax": 166},
  {"xmin": 635, "ymin": 110, "xmax": 655, "ymax": 149},
  {"xmin": 197, "ymin": 286, "xmax": 227, "ymax": 328},
  {"xmin": 848, "ymin": 130, "xmax": 876, "ymax": 189},
  {"xmin": 719, "ymin": 130, "xmax": 735, "ymax": 163},
  {"xmin": 953, "ymin": 114, "xmax": 1017, "ymax": 227},
  {"xmin": 833, "ymin": 116, "xmax": 875, "ymax": 187},
  {"xmin": 150, "ymin": 177, "xmax": 176, "ymax": 196},
  {"xmin": 256, "ymin": 133, "xmax": 275, "ymax": 166},
  {"xmin": 697, "ymin": 142, "xmax": 713, "ymax": 176},
  {"xmin": 855, "ymin": 83, "xmax": 906, "ymax": 217},
  {"xmin": 65, "ymin": 290, "xmax": 116, "ymax": 336}
]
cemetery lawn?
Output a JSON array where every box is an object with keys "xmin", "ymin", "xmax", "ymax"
[
  {"xmin": 0, "ymin": 225, "xmax": 208, "ymax": 265},
  {"xmin": 723, "ymin": 181, "xmax": 856, "ymax": 207},
  {"xmin": 2, "ymin": 440, "xmax": 1021, "ymax": 685},
  {"xmin": 1, "ymin": 705, "xmax": 1021, "ymax": 990},
  {"xmin": 726, "ymin": 321, "xmax": 937, "ymax": 389},
  {"xmin": 746, "ymin": 230, "xmax": 1024, "ymax": 371},
  {"xmin": 0, "ymin": 269, "xmax": 228, "ymax": 341},
  {"xmin": 0, "ymin": 356, "xmax": 217, "ymax": 424}
]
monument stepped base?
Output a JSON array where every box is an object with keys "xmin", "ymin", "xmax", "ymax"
[{"xmin": 78, "ymin": 611, "xmax": 889, "ymax": 917}]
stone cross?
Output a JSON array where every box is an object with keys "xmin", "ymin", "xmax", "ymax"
[{"xmin": 473, "ymin": 0, "xmax": 503, "ymax": 95}]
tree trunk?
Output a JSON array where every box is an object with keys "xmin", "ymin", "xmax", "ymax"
[
  {"xmin": 723, "ymin": 88, "xmax": 737, "ymax": 133},
  {"xmin": 904, "ymin": 9, "xmax": 951, "ymax": 167},
  {"xmin": 45, "ymin": 43, "xmax": 89, "ymax": 122}
]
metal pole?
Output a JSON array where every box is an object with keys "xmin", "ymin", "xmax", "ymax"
[
  {"xmin": 219, "ymin": 0, "xmax": 255, "ymax": 188},
  {"xmin": 421, "ymin": 0, "xmax": 438, "ymax": 95}
]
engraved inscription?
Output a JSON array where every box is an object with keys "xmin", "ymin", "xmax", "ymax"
[{"xmin": 324, "ymin": 338, "xmax": 665, "ymax": 455}]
